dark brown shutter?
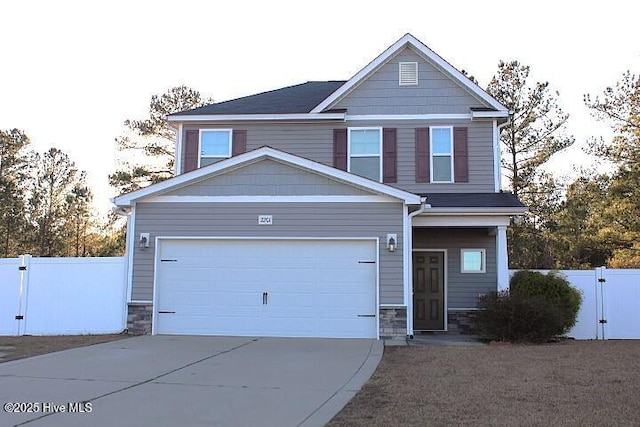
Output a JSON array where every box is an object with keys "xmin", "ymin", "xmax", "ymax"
[
  {"xmin": 232, "ymin": 130, "xmax": 247, "ymax": 156},
  {"xmin": 333, "ymin": 129, "xmax": 348, "ymax": 171},
  {"xmin": 415, "ymin": 128, "xmax": 430, "ymax": 183},
  {"xmin": 453, "ymin": 127, "xmax": 469, "ymax": 183},
  {"xmin": 183, "ymin": 130, "xmax": 199, "ymax": 173},
  {"xmin": 382, "ymin": 128, "xmax": 397, "ymax": 183}
]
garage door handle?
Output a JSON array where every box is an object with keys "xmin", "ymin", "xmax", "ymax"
[
  {"xmin": 262, "ymin": 292, "xmax": 268, "ymax": 305},
  {"xmin": 158, "ymin": 311, "xmax": 176, "ymax": 314},
  {"xmin": 357, "ymin": 314, "xmax": 376, "ymax": 318}
]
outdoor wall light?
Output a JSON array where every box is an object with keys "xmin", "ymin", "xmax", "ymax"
[
  {"xmin": 386, "ymin": 234, "xmax": 397, "ymax": 252},
  {"xmin": 139, "ymin": 233, "xmax": 150, "ymax": 249}
]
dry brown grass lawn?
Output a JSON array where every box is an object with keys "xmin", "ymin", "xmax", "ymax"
[
  {"xmin": 329, "ymin": 341, "xmax": 640, "ymax": 427},
  {"xmin": 0, "ymin": 334, "xmax": 129, "ymax": 363}
]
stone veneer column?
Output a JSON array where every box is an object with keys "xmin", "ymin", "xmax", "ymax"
[
  {"xmin": 127, "ymin": 303, "xmax": 153, "ymax": 335},
  {"xmin": 379, "ymin": 307, "xmax": 407, "ymax": 339}
]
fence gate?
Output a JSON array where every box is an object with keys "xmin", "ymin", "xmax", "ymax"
[{"xmin": 0, "ymin": 255, "xmax": 127, "ymax": 336}]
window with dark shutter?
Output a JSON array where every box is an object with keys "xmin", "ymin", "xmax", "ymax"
[
  {"xmin": 453, "ymin": 127, "xmax": 469, "ymax": 183},
  {"xmin": 183, "ymin": 130, "xmax": 199, "ymax": 173},
  {"xmin": 383, "ymin": 128, "xmax": 397, "ymax": 183},
  {"xmin": 333, "ymin": 129, "xmax": 348, "ymax": 171},
  {"xmin": 232, "ymin": 130, "xmax": 247, "ymax": 156},
  {"xmin": 415, "ymin": 128, "xmax": 430, "ymax": 183}
]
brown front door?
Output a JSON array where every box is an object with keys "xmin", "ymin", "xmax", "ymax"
[{"xmin": 413, "ymin": 252, "xmax": 445, "ymax": 330}]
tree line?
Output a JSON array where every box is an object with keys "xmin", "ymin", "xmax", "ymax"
[
  {"xmin": 0, "ymin": 131, "xmax": 122, "ymax": 257},
  {"xmin": 2, "ymin": 65, "xmax": 638, "ymax": 268},
  {"xmin": 486, "ymin": 64, "xmax": 639, "ymax": 268}
]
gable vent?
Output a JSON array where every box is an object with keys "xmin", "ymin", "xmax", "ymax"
[{"xmin": 399, "ymin": 62, "xmax": 418, "ymax": 86}]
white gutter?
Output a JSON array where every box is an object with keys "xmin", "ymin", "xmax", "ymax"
[
  {"xmin": 405, "ymin": 196, "xmax": 431, "ymax": 338},
  {"xmin": 167, "ymin": 113, "xmax": 346, "ymax": 122}
]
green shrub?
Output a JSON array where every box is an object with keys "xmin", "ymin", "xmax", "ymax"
[
  {"xmin": 477, "ymin": 291, "xmax": 566, "ymax": 343},
  {"xmin": 476, "ymin": 271, "xmax": 583, "ymax": 343},
  {"xmin": 510, "ymin": 270, "xmax": 583, "ymax": 332}
]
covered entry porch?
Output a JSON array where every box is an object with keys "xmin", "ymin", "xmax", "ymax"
[{"xmin": 410, "ymin": 226, "xmax": 507, "ymax": 333}]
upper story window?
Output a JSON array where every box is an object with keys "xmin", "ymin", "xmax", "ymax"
[
  {"xmin": 430, "ymin": 126, "xmax": 453, "ymax": 183},
  {"xmin": 348, "ymin": 128, "xmax": 382, "ymax": 181},
  {"xmin": 199, "ymin": 129, "xmax": 232, "ymax": 166}
]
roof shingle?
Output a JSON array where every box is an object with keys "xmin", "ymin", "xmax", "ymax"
[
  {"xmin": 171, "ymin": 81, "xmax": 346, "ymax": 116},
  {"xmin": 420, "ymin": 192, "xmax": 525, "ymax": 208}
]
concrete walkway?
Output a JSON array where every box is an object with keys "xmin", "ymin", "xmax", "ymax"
[
  {"xmin": 0, "ymin": 336, "xmax": 382, "ymax": 427},
  {"xmin": 408, "ymin": 332, "xmax": 486, "ymax": 347}
]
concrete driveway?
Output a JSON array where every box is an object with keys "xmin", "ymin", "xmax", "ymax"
[{"xmin": 0, "ymin": 336, "xmax": 382, "ymax": 427}]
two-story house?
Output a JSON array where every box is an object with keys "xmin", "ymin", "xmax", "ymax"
[{"xmin": 113, "ymin": 34, "xmax": 526, "ymax": 339}]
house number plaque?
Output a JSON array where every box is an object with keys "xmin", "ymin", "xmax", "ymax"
[{"xmin": 258, "ymin": 215, "xmax": 273, "ymax": 225}]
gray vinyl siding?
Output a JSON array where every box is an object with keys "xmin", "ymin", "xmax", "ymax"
[
  {"xmin": 132, "ymin": 202, "xmax": 404, "ymax": 304},
  {"xmin": 413, "ymin": 228, "xmax": 497, "ymax": 308},
  {"xmin": 333, "ymin": 47, "xmax": 488, "ymax": 115},
  {"xmin": 183, "ymin": 120, "xmax": 494, "ymax": 193},
  {"xmin": 166, "ymin": 159, "xmax": 372, "ymax": 197}
]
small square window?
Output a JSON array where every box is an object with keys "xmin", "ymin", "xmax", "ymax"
[{"xmin": 461, "ymin": 249, "xmax": 486, "ymax": 273}]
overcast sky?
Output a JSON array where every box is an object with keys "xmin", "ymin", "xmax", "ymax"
[{"xmin": 1, "ymin": 0, "xmax": 638, "ymax": 215}]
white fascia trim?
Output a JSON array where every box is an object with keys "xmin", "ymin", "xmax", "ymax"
[
  {"xmin": 144, "ymin": 195, "xmax": 399, "ymax": 203},
  {"xmin": 167, "ymin": 113, "xmax": 346, "ymax": 122},
  {"xmin": 156, "ymin": 236, "xmax": 381, "ymax": 242},
  {"xmin": 471, "ymin": 110, "xmax": 510, "ymax": 119},
  {"xmin": 113, "ymin": 147, "xmax": 421, "ymax": 206},
  {"xmin": 347, "ymin": 114, "xmax": 471, "ymax": 121},
  {"xmin": 311, "ymin": 33, "xmax": 508, "ymax": 113},
  {"xmin": 424, "ymin": 207, "xmax": 527, "ymax": 215}
]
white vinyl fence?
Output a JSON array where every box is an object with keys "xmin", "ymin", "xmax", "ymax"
[
  {"xmin": 509, "ymin": 268, "xmax": 640, "ymax": 340},
  {"xmin": 0, "ymin": 255, "xmax": 127, "ymax": 336}
]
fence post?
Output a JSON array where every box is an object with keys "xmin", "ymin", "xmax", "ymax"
[
  {"xmin": 595, "ymin": 266, "xmax": 608, "ymax": 340},
  {"xmin": 16, "ymin": 254, "xmax": 32, "ymax": 336}
]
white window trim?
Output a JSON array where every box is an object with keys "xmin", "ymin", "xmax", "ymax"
[
  {"xmin": 461, "ymin": 248, "xmax": 486, "ymax": 274},
  {"xmin": 399, "ymin": 62, "xmax": 418, "ymax": 86},
  {"xmin": 430, "ymin": 126, "xmax": 454, "ymax": 183},
  {"xmin": 347, "ymin": 127, "xmax": 383, "ymax": 182},
  {"xmin": 198, "ymin": 129, "xmax": 233, "ymax": 167}
]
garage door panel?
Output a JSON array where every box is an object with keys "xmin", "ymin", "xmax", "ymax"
[{"xmin": 155, "ymin": 239, "xmax": 377, "ymax": 338}]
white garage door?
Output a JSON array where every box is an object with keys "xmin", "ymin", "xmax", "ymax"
[{"xmin": 154, "ymin": 239, "xmax": 377, "ymax": 338}]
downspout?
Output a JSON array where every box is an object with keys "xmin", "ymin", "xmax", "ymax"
[{"xmin": 406, "ymin": 196, "xmax": 430, "ymax": 338}]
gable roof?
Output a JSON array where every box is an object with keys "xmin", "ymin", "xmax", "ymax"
[
  {"xmin": 167, "ymin": 34, "xmax": 507, "ymax": 122},
  {"xmin": 170, "ymin": 81, "xmax": 346, "ymax": 116},
  {"xmin": 311, "ymin": 33, "xmax": 507, "ymax": 114},
  {"xmin": 112, "ymin": 147, "xmax": 422, "ymax": 207}
]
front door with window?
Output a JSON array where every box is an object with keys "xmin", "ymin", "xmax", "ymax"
[{"xmin": 413, "ymin": 252, "xmax": 445, "ymax": 330}]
